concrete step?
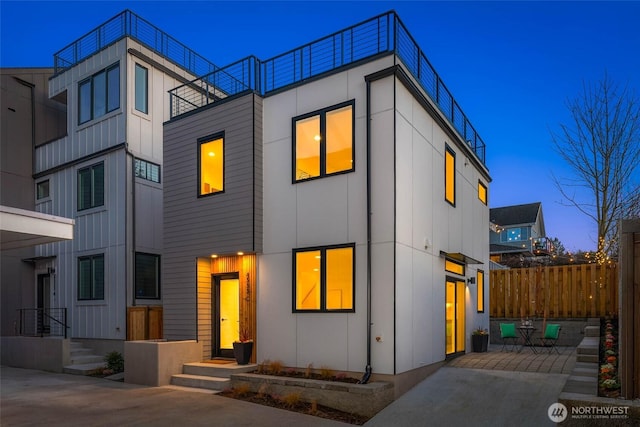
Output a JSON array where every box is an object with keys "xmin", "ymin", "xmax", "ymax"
[
  {"xmin": 182, "ymin": 362, "xmax": 256, "ymax": 378},
  {"xmin": 63, "ymin": 362, "xmax": 106, "ymax": 375},
  {"xmin": 70, "ymin": 354, "xmax": 104, "ymax": 365},
  {"xmin": 586, "ymin": 318, "xmax": 601, "ymax": 326},
  {"xmin": 171, "ymin": 374, "xmax": 231, "ymax": 391},
  {"xmin": 70, "ymin": 348, "xmax": 93, "ymax": 357},
  {"xmin": 562, "ymin": 377, "xmax": 598, "ymax": 395},
  {"xmin": 584, "ymin": 326, "xmax": 600, "ymax": 337},
  {"xmin": 576, "ymin": 354, "xmax": 599, "ymax": 363},
  {"xmin": 576, "ymin": 345, "xmax": 598, "ymax": 355}
]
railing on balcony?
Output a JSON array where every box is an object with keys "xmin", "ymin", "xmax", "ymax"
[
  {"xmin": 17, "ymin": 308, "xmax": 68, "ymax": 338},
  {"xmin": 168, "ymin": 11, "xmax": 486, "ymax": 164},
  {"xmin": 53, "ymin": 9, "xmax": 218, "ymax": 78}
]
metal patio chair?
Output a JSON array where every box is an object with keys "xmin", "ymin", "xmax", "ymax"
[
  {"xmin": 499, "ymin": 323, "xmax": 518, "ymax": 352},
  {"xmin": 539, "ymin": 324, "xmax": 561, "ymax": 354}
]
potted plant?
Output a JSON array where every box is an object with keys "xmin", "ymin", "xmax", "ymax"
[
  {"xmin": 232, "ymin": 329, "xmax": 254, "ymax": 365},
  {"xmin": 471, "ymin": 327, "xmax": 489, "ymax": 352}
]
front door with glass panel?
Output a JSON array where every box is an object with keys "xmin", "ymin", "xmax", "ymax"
[
  {"xmin": 37, "ymin": 274, "xmax": 51, "ymax": 334},
  {"xmin": 213, "ymin": 274, "xmax": 239, "ymax": 358},
  {"xmin": 445, "ymin": 279, "xmax": 466, "ymax": 356}
]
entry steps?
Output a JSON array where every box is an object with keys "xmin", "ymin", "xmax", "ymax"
[
  {"xmin": 62, "ymin": 341, "xmax": 106, "ymax": 375},
  {"xmin": 170, "ymin": 362, "xmax": 256, "ymax": 392},
  {"xmin": 560, "ymin": 319, "xmax": 600, "ymax": 398}
]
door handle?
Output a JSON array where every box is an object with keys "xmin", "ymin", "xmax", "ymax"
[{"xmin": 221, "ymin": 318, "xmax": 227, "ymax": 321}]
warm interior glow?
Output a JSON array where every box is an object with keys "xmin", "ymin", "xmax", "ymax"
[
  {"xmin": 456, "ymin": 281, "xmax": 465, "ymax": 352},
  {"xmin": 325, "ymin": 105, "xmax": 353, "ymax": 174},
  {"xmin": 445, "ymin": 259, "xmax": 465, "ymax": 276},
  {"xmin": 477, "ymin": 271, "xmax": 484, "ymax": 312},
  {"xmin": 326, "ymin": 247, "xmax": 353, "ymax": 310},
  {"xmin": 219, "ymin": 278, "xmax": 239, "ymax": 349},
  {"xmin": 478, "ymin": 182, "xmax": 487, "ymax": 204},
  {"xmin": 296, "ymin": 250, "xmax": 321, "ymax": 309},
  {"xmin": 446, "ymin": 280, "xmax": 455, "ymax": 354},
  {"xmin": 200, "ymin": 137, "xmax": 223, "ymax": 194},
  {"xmin": 445, "ymin": 149, "xmax": 455, "ymax": 204},
  {"xmin": 296, "ymin": 115, "xmax": 320, "ymax": 180}
]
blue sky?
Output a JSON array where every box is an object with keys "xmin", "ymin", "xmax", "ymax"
[{"xmin": 2, "ymin": 1, "xmax": 639, "ymax": 252}]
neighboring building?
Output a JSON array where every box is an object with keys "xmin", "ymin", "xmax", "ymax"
[
  {"xmin": 489, "ymin": 202, "xmax": 552, "ymax": 266},
  {"xmin": 163, "ymin": 11, "xmax": 490, "ymax": 392},
  {"xmin": 0, "ymin": 68, "xmax": 71, "ymax": 336},
  {"xmin": 21, "ymin": 11, "xmax": 217, "ymax": 355}
]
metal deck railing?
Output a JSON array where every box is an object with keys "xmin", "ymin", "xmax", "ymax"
[
  {"xmin": 17, "ymin": 308, "xmax": 68, "ymax": 338},
  {"xmin": 167, "ymin": 11, "xmax": 486, "ymax": 164},
  {"xmin": 53, "ymin": 10, "xmax": 218, "ymax": 78}
]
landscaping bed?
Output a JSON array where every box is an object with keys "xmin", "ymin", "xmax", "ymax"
[{"xmin": 598, "ymin": 317, "xmax": 620, "ymax": 398}]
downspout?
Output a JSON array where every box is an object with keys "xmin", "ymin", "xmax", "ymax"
[
  {"xmin": 358, "ymin": 79, "xmax": 373, "ymax": 384},
  {"xmin": 125, "ymin": 148, "xmax": 136, "ymax": 308}
]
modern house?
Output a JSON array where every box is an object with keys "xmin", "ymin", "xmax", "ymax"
[
  {"xmin": 489, "ymin": 202, "xmax": 552, "ymax": 266},
  {"xmin": 2, "ymin": 11, "xmax": 221, "ymax": 362},
  {"xmin": 162, "ymin": 11, "xmax": 491, "ymax": 393}
]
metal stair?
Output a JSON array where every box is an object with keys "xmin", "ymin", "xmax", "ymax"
[
  {"xmin": 62, "ymin": 341, "xmax": 106, "ymax": 375},
  {"xmin": 170, "ymin": 362, "xmax": 256, "ymax": 392}
]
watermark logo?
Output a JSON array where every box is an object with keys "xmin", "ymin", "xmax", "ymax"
[{"xmin": 548, "ymin": 403, "xmax": 568, "ymax": 423}]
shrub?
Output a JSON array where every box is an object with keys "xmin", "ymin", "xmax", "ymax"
[
  {"xmin": 304, "ymin": 363, "xmax": 313, "ymax": 378},
  {"xmin": 319, "ymin": 365, "xmax": 334, "ymax": 380},
  {"xmin": 280, "ymin": 392, "xmax": 302, "ymax": 408},
  {"xmin": 268, "ymin": 360, "xmax": 284, "ymax": 375},
  {"xmin": 104, "ymin": 351, "xmax": 124, "ymax": 373},
  {"xmin": 232, "ymin": 383, "xmax": 251, "ymax": 397}
]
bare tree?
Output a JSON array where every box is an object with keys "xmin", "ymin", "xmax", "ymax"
[{"xmin": 551, "ymin": 73, "xmax": 640, "ymax": 260}]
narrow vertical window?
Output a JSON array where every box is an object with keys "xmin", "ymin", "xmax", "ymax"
[
  {"xmin": 106, "ymin": 65, "xmax": 120, "ymax": 113},
  {"xmin": 199, "ymin": 134, "xmax": 224, "ymax": 195},
  {"xmin": 445, "ymin": 145, "xmax": 456, "ymax": 206},
  {"xmin": 79, "ymin": 79, "xmax": 92, "ymax": 124},
  {"xmin": 78, "ymin": 254, "xmax": 105, "ymax": 300},
  {"xmin": 78, "ymin": 162, "xmax": 104, "ymax": 211},
  {"xmin": 477, "ymin": 270, "xmax": 485, "ymax": 313},
  {"xmin": 295, "ymin": 115, "xmax": 321, "ymax": 180},
  {"xmin": 478, "ymin": 181, "xmax": 487, "ymax": 205},
  {"xmin": 135, "ymin": 253, "xmax": 160, "ymax": 299},
  {"xmin": 135, "ymin": 64, "xmax": 148, "ymax": 114},
  {"xmin": 36, "ymin": 180, "xmax": 50, "ymax": 200},
  {"xmin": 325, "ymin": 105, "xmax": 353, "ymax": 175}
]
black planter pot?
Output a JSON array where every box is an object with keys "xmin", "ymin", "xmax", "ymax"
[
  {"xmin": 232, "ymin": 341, "xmax": 254, "ymax": 365},
  {"xmin": 472, "ymin": 334, "xmax": 489, "ymax": 352}
]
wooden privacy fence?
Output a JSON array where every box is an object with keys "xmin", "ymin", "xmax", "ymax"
[
  {"xmin": 490, "ymin": 263, "xmax": 618, "ymax": 318},
  {"xmin": 127, "ymin": 306, "xmax": 163, "ymax": 340}
]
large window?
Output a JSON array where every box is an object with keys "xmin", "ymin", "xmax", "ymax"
[
  {"xmin": 135, "ymin": 64, "xmax": 148, "ymax": 114},
  {"xmin": 293, "ymin": 101, "xmax": 354, "ymax": 182},
  {"xmin": 293, "ymin": 244, "xmax": 355, "ymax": 312},
  {"xmin": 78, "ymin": 162, "xmax": 104, "ymax": 211},
  {"xmin": 135, "ymin": 253, "xmax": 160, "ymax": 299},
  {"xmin": 477, "ymin": 270, "xmax": 485, "ymax": 313},
  {"xmin": 478, "ymin": 181, "xmax": 487, "ymax": 205},
  {"xmin": 445, "ymin": 145, "xmax": 456, "ymax": 206},
  {"xmin": 78, "ymin": 63, "xmax": 120, "ymax": 124},
  {"xmin": 36, "ymin": 180, "xmax": 50, "ymax": 200},
  {"xmin": 199, "ymin": 134, "xmax": 224, "ymax": 196},
  {"xmin": 134, "ymin": 158, "xmax": 160, "ymax": 183},
  {"xmin": 501, "ymin": 227, "xmax": 528, "ymax": 242},
  {"xmin": 78, "ymin": 254, "xmax": 105, "ymax": 300}
]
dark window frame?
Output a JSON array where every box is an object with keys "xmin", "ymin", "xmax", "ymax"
[
  {"xmin": 134, "ymin": 63, "xmax": 148, "ymax": 114},
  {"xmin": 197, "ymin": 131, "xmax": 225, "ymax": 197},
  {"xmin": 292, "ymin": 243, "xmax": 356, "ymax": 313},
  {"xmin": 444, "ymin": 144, "xmax": 456, "ymax": 206},
  {"xmin": 77, "ymin": 162, "xmax": 104, "ymax": 211},
  {"xmin": 477, "ymin": 270, "xmax": 485, "ymax": 313},
  {"xmin": 36, "ymin": 179, "xmax": 50, "ymax": 200},
  {"xmin": 77, "ymin": 254, "xmax": 105, "ymax": 301},
  {"xmin": 135, "ymin": 252, "xmax": 161, "ymax": 299},
  {"xmin": 134, "ymin": 158, "xmax": 160, "ymax": 183},
  {"xmin": 78, "ymin": 62, "xmax": 120, "ymax": 125},
  {"xmin": 292, "ymin": 100, "xmax": 355, "ymax": 183},
  {"xmin": 444, "ymin": 258, "xmax": 466, "ymax": 276},
  {"xmin": 478, "ymin": 180, "xmax": 488, "ymax": 205}
]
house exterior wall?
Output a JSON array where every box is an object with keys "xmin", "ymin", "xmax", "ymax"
[
  {"xmin": 32, "ymin": 38, "xmax": 196, "ymax": 341},
  {"xmin": 162, "ymin": 93, "xmax": 263, "ymax": 341}
]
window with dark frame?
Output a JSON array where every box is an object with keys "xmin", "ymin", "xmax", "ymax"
[
  {"xmin": 36, "ymin": 180, "xmax": 50, "ymax": 200},
  {"xmin": 477, "ymin": 270, "xmax": 485, "ymax": 313},
  {"xmin": 293, "ymin": 243, "xmax": 355, "ymax": 312},
  {"xmin": 78, "ymin": 162, "xmax": 104, "ymax": 211},
  {"xmin": 135, "ymin": 253, "xmax": 160, "ymax": 299},
  {"xmin": 293, "ymin": 101, "xmax": 354, "ymax": 182},
  {"xmin": 134, "ymin": 158, "xmax": 160, "ymax": 183},
  {"xmin": 198, "ymin": 133, "xmax": 224, "ymax": 196},
  {"xmin": 135, "ymin": 63, "xmax": 148, "ymax": 114},
  {"xmin": 78, "ymin": 254, "xmax": 105, "ymax": 300},
  {"xmin": 78, "ymin": 62, "xmax": 120, "ymax": 125},
  {"xmin": 445, "ymin": 145, "xmax": 456, "ymax": 206}
]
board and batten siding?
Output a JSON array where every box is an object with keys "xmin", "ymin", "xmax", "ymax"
[{"xmin": 163, "ymin": 93, "xmax": 263, "ymax": 341}]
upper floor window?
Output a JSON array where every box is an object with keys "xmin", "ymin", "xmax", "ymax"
[
  {"xmin": 135, "ymin": 64, "xmax": 148, "ymax": 114},
  {"xmin": 78, "ymin": 162, "xmax": 104, "ymax": 211},
  {"xmin": 36, "ymin": 180, "xmax": 50, "ymax": 200},
  {"xmin": 293, "ymin": 243, "xmax": 355, "ymax": 312},
  {"xmin": 478, "ymin": 181, "xmax": 487, "ymax": 205},
  {"xmin": 134, "ymin": 158, "xmax": 160, "ymax": 183},
  {"xmin": 501, "ymin": 227, "xmax": 528, "ymax": 242},
  {"xmin": 79, "ymin": 63, "xmax": 120, "ymax": 124},
  {"xmin": 198, "ymin": 133, "xmax": 224, "ymax": 196},
  {"xmin": 135, "ymin": 252, "xmax": 160, "ymax": 299},
  {"xmin": 293, "ymin": 101, "xmax": 354, "ymax": 182},
  {"xmin": 78, "ymin": 254, "xmax": 105, "ymax": 300},
  {"xmin": 445, "ymin": 145, "xmax": 456, "ymax": 206}
]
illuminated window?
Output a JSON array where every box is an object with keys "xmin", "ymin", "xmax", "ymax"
[
  {"xmin": 501, "ymin": 227, "xmax": 528, "ymax": 242},
  {"xmin": 198, "ymin": 134, "xmax": 224, "ymax": 196},
  {"xmin": 293, "ymin": 101, "xmax": 354, "ymax": 182},
  {"xmin": 78, "ymin": 162, "xmax": 104, "ymax": 211},
  {"xmin": 78, "ymin": 254, "xmax": 104, "ymax": 300},
  {"xmin": 477, "ymin": 270, "xmax": 484, "ymax": 313},
  {"xmin": 445, "ymin": 259, "xmax": 465, "ymax": 276},
  {"xmin": 135, "ymin": 64, "xmax": 148, "ymax": 114},
  {"xmin": 445, "ymin": 145, "xmax": 455, "ymax": 206},
  {"xmin": 478, "ymin": 181, "xmax": 487, "ymax": 205},
  {"xmin": 293, "ymin": 244, "xmax": 354, "ymax": 312},
  {"xmin": 78, "ymin": 63, "xmax": 119, "ymax": 124}
]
